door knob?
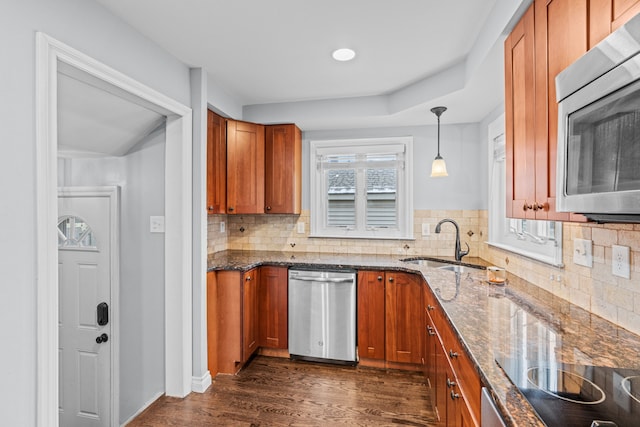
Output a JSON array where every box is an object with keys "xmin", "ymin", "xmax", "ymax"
[{"xmin": 96, "ymin": 333, "xmax": 109, "ymax": 344}]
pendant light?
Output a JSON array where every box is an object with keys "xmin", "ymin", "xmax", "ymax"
[{"xmin": 430, "ymin": 106, "xmax": 448, "ymax": 178}]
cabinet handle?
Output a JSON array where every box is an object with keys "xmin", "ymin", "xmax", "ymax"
[
  {"xmin": 377, "ymin": 276, "xmax": 383, "ymax": 281},
  {"xmin": 523, "ymin": 202, "xmax": 532, "ymax": 211},
  {"xmin": 449, "ymin": 349, "xmax": 459, "ymax": 358},
  {"xmin": 228, "ymin": 206, "xmax": 234, "ymax": 212},
  {"xmin": 265, "ymin": 206, "xmax": 272, "ymax": 211},
  {"xmin": 245, "ymin": 276, "xmax": 251, "ymax": 281},
  {"xmin": 427, "ymin": 326, "xmax": 436, "ymax": 336},
  {"xmin": 427, "ymin": 304, "xmax": 435, "ymax": 311},
  {"xmin": 207, "ymin": 205, "xmax": 214, "ymax": 211},
  {"xmin": 450, "ymin": 391, "xmax": 460, "ymax": 400},
  {"xmin": 446, "ymin": 377, "xmax": 456, "ymax": 388},
  {"xmin": 388, "ymin": 277, "xmax": 394, "ymax": 282},
  {"xmin": 532, "ymin": 202, "xmax": 546, "ymax": 211}
]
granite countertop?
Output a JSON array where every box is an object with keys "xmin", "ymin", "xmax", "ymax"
[{"xmin": 207, "ymin": 250, "xmax": 640, "ymax": 426}]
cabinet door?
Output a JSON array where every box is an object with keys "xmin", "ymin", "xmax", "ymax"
[
  {"xmin": 357, "ymin": 271, "xmax": 386, "ymax": 360},
  {"xmin": 206, "ymin": 271, "xmax": 218, "ymax": 376},
  {"xmin": 589, "ymin": 0, "xmax": 614, "ymax": 47},
  {"xmin": 265, "ymin": 124, "xmax": 302, "ymax": 214},
  {"xmin": 215, "ymin": 270, "xmax": 242, "ymax": 374},
  {"xmin": 258, "ymin": 266, "xmax": 288, "ymax": 349},
  {"xmin": 226, "ymin": 119, "xmax": 265, "ymax": 214},
  {"xmin": 433, "ymin": 332, "xmax": 448, "ymax": 425},
  {"xmin": 242, "ymin": 268, "xmax": 259, "ymax": 362},
  {"xmin": 385, "ymin": 272, "xmax": 423, "ymax": 364},
  {"xmin": 505, "ymin": 4, "xmax": 536, "ymax": 219},
  {"xmin": 612, "ymin": 0, "xmax": 640, "ymax": 30},
  {"xmin": 207, "ymin": 110, "xmax": 226, "ymax": 214},
  {"xmin": 534, "ymin": 0, "xmax": 586, "ymax": 221},
  {"xmin": 426, "ymin": 310, "xmax": 445, "ymax": 425}
]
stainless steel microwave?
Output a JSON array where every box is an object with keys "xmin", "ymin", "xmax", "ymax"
[{"xmin": 556, "ymin": 13, "xmax": 640, "ymax": 223}]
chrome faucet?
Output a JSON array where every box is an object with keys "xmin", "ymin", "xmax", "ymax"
[{"xmin": 434, "ymin": 218, "xmax": 469, "ymax": 262}]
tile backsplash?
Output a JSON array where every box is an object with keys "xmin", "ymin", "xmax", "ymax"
[
  {"xmin": 207, "ymin": 210, "xmax": 640, "ymax": 335},
  {"xmin": 208, "ymin": 209, "xmax": 484, "ymax": 258}
]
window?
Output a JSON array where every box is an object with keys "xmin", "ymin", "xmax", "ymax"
[
  {"xmin": 57, "ymin": 215, "xmax": 98, "ymax": 250},
  {"xmin": 487, "ymin": 115, "xmax": 563, "ymax": 266},
  {"xmin": 310, "ymin": 138, "xmax": 413, "ymax": 239}
]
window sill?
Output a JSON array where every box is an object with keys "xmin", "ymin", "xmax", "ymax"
[
  {"xmin": 486, "ymin": 241, "xmax": 564, "ymax": 268},
  {"xmin": 308, "ymin": 234, "xmax": 415, "ymax": 241}
]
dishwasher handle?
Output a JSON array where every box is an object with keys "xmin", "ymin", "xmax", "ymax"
[{"xmin": 290, "ymin": 276, "xmax": 354, "ymax": 283}]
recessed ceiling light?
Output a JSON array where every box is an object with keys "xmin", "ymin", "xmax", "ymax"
[{"xmin": 332, "ymin": 48, "xmax": 356, "ymax": 62}]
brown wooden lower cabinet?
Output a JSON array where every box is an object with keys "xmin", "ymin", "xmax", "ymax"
[
  {"xmin": 258, "ymin": 266, "xmax": 288, "ymax": 349},
  {"xmin": 425, "ymin": 285, "xmax": 480, "ymax": 426},
  {"xmin": 385, "ymin": 271, "xmax": 424, "ymax": 365},
  {"xmin": 208, "ymin": 266, "xmax": 288, "ymax": 376},
  {"xmin": 210, "ymin": 270, "xmax": 243, "ymax": 374},
  {"xmin": 357, "ymin": 270, "xmax": 386, "ymax": 360},
  {"xmin": 242, "ymin": 268, "xmax": 259, "ymax": 362}
]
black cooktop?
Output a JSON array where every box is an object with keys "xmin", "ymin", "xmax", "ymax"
[{"xmin": 496, "ymin": 357, "xmax": 640, "ymax": 427}]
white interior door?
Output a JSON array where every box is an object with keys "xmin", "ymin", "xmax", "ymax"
[{"xmin": 58, "ymin": 188, "xmax": 117, "ymax": 427}]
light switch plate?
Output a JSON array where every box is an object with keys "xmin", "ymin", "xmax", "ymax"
[
  {"xmin": 612, "ymin": 245, "xmax": 630, "ymax": 279},
  {"xmin": 220, "ymin": 221, "xmax": 226, "ymax": 233},
  {"xmin": 573, "ymin": 238, "xmax": 593, "ymax": 267},
  {"xmin": 297, "ymin": 222, "xmax": 305, "ymax": 234},
  {"xmin": 422, "ymin": 223, "xmax": 430, "ymax": 236},
  {"xmin": 150, "ymin": 216, "xmax": 165, "ymax": 233}
]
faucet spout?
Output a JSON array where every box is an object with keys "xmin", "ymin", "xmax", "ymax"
[{"xmin": 434, "ymin": 218, "xmax": 470, "ymax": 262}]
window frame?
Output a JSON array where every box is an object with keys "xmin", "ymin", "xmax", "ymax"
[
  {"xmin": 310, "ymin": 137, "xmax": 414, "ymax": 239},
  {"xmin": 487, "ymin": 114, "xmax": 563, "ymax": 266}
]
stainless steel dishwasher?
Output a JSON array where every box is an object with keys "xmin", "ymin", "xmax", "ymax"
[{"xmin": 288, "ymin": 268, "xmax": 357, "ymax": 364}]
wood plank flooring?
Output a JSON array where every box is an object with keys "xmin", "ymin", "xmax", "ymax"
[{"xmin": 128, "ymin": 356, "xmax": 437, "ymax": 426}]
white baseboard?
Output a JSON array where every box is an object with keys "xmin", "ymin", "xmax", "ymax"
[
  {"xmin": 120, "ymin": 391, "xmax": 164, "ymax": 426},
  {"xmin": 191, "ymin": 371, "xmax": 212, "ymax": 393}
]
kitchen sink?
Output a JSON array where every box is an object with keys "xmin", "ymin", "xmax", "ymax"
[
  {"xmin": 400, "ymin": 258, "xmax": 450, "ymax": 268},
  {"xmin": 401, "ymin": 257, "xmax": 485, "ymax": 272},
  {"xmin": 438, "ymin": 264, "xmax": 469, "ymax": 273}
]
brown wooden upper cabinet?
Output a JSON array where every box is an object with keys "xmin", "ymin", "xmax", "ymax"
[
  {"xmin": 504, "ymin": 0, "xmax": 640, "ymax": 221},
  {"xmin": 207, "ymin": 111, "xmax": 302, "ymax": 215},
  {"xmin": 227, "ymin": 119, "xmax": 265, "ymax": 214},
  {"xmin": 265, "ymin": 124, "xmax": 302, "ymax": 214},
  {"xmin": 207, "ymin": 110, "xmax": 226, "ymax": 214}
]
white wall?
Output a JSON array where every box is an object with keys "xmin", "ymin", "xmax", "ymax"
[
  {"xmin": 0, "ymin": 1, "xmax": 189, "ymax": 425},
  {"xmin": 58, "ymin": 131, "xmax": 166, "ymax": 424},
  {"xmin": 303, "ymin": 123, "xmax": 486, "ymax": 211}
]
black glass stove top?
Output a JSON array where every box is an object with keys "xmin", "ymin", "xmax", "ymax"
[{"xmin": 496, "ymin": 357, "xmax": 640, "ymax": 427}]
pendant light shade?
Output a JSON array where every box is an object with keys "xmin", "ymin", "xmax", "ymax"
[{"xmin": 430, "ymin": 106, "xmax": 448, "ymax": 178}]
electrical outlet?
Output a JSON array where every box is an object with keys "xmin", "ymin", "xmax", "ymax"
[
  {"xmin": 149, "ymin": 216, "xmax": 165, "ymax": 233},
  {"xmin": 220, "ymin": 221, "xmax": 226, "ymax": 233},
  {"xmin": 422, "ymin": 223, "xmax": 430, "ymax": 236},
  {"xmin": 573, "ymin": 238, "xmax": 593, "ymax": 267},
  {"xmin": 612, "ymin": 245, "xmax": 630, "ymax": 279},
  {"xmin": 297, "ymin": 222, "xmax": 305, "ymax": 234}
]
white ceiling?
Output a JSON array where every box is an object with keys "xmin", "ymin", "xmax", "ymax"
[
  {"xmin": 58, "ymin": 70, "xmax": 165, "ymax": 157},
  {"xmin": 91, "ymin": 0, "xmax": 520, "ymax": 130}
]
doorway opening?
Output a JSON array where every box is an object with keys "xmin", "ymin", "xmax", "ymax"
[{"xmin": 36, "ymin": 33, "xmax": 193, "ymax": 426}]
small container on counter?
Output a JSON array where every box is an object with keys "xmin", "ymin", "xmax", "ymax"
[{"xmin": 486, "ymin": 266, "xmax": 506, "ymax": 285}]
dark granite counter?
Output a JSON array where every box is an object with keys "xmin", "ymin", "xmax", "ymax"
[{"xmin": 207, "ymin": 250, "xmax": 640, "ymax": 426}]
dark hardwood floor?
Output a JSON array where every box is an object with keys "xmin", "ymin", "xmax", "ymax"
[{"xmin": 128, "ymin": 356, "xmax": 437, "ymax": 426}]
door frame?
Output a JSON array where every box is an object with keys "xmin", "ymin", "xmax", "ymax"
[
  {"xmin": 36, "ymin": 33, "xmax": 193, "ymax": 427},
  {"xmin": 58, "ymin": 186, "xmax": 120, "ymax": 426}
]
